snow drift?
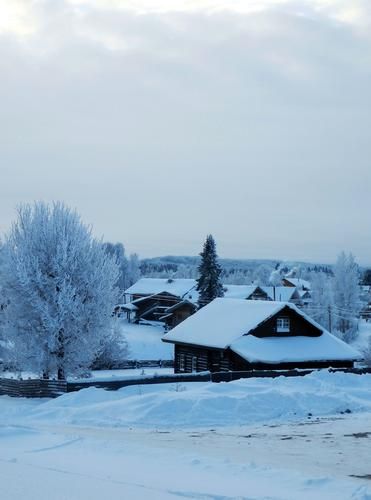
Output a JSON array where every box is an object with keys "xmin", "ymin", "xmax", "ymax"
[{"xmin": 4, "ymin": 371, "xmax": 371, "ymax": 429}]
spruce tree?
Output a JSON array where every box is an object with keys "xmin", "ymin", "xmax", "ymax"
[{"xmin": 196, "ymin": 235, "xmax": 224, "ymax": 307}]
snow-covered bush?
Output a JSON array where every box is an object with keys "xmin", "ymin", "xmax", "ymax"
[
  {"xmin": 92, "ymin": 322, "xmax": 129, "ymax": 370},
  {"xmin": 0, "ymin": 202, "xmax": 120, "ymax": 379}
]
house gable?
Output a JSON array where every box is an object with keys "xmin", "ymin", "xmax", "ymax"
[{"xmin": 249, "ymin": 305, "xmax": 322, "ymax": 338}]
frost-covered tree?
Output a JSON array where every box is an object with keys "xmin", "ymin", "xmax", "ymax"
[
  {"xmin": 308, "ymin": 272, "xmax": 334, "ymax": 331},
  {"xmin": 286, "ymin": 266, "xmax": 302, "ymax": 279},
  {"xmin": 1, "ymin": 202, "xmax": 120, "ymax": 379},
  {"xmin": 196, "ymin": 235, "xmax": 224, "ymax": 307},
  {"xmin": 332, "ymin": 252, "xmax": 361, "ymax": 342},
  {"xmin": 269, "ymin": 269, "xmax": 282, "ymax": 286},
  {"xmin": 224, "ymin": 269, "xmax": 252, "ymax": 285},
  {"xmin": 103, "ymin": 242, "xmax": 129, "ymax": 298},
  {"xmin": 253, "ymin": 264, "xmax": 274, "ymax": 286},
  {"xmin": 175, "ymin": 263, "xmax": 198, "ymax": 279},
  {"xmin": 92, "ymin": 319, "xmax": 129, "ymax": 370},
  {"xmin": 128, "ymin": 253, "xmax": 141, "ymax": 286}
]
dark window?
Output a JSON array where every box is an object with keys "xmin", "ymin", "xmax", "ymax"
[{"xmin": 191, "ymin": 356, "xmax": 197, "ymax": 372}]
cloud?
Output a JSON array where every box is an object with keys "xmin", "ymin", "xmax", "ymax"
[{"xmin": 0, "ymin": 0, "xmax": 370, "ymax": 263}]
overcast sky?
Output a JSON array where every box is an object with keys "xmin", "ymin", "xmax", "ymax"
[{"xmin": 1, "ymin": 0, "xmax": 371, "ymax": 264}]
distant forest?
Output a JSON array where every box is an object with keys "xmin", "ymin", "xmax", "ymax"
[{"xmin": 139, "ymin": 256, "xmax": 334, "ymax": 284}]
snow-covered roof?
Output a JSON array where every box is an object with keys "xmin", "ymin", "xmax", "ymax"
[
  {"xmin": 165, "ymin": 300, "xmax": 196, "ymax": 314},
  {"xmin": 131, "ymin": 295, "xmax": 156, "ymax": 305},
  {"xmin": 223, "ymin": 285, "xmax": 298, "ymax": 302},
  {"xmin": 231, "ymin": 332, "xmax": 360, "ymax": 364},
  {"xmin": 125, "ymin": 278, "xmax": 198, "ymax": 302},
  {"xmin": 283, "ymin": 278, "xmax": 311, "ymax": 290},
  {"xmin": 163, "ymin": 298, "xmax": 324, "ymax": 349},
  {"xmin": 262, "ymin": 286, "xmax": 298, "ymax": 302},
  {"xmin": 162, "ymin": 298, "xmax": 361, "ymax": 362},
  {"xmin": 223, "ymin": 285, "xmax": 257, "ymax": 299}
]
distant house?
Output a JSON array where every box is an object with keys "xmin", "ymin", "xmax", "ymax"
[
  {"xmin": 282, "ymin": 277, "xmax": 311, "ymax": 291},
  {"xmin": 298, "ymin": 289, "xmax": 312, "ymax": 307},
  {"xmin": 159, "ymin": 300, "xmax": 197, "ymax": 329},
  {"xmin": 121, "ymin": 278, "xmax": 198, "ymax": 326},
  {"xmin": 162, "ymin": 298, "xmax": 361, "ymax": 372},
  {"xmin": 223, "ymin": 285, "xmax": 302, "ymax": 305},
  {"xmin": 113, "ymin": 302, "xmax": 138, "ymax": 322},
  {"xmin": 119, "ymin": 279, "xmax": 307, "ymax": 325},
  {"xmin": 124, "ymin": 278, "xmax": 198, "ymax": 303}
]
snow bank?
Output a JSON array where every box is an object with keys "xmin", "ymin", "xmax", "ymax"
[{"xmin": 7, "ymin": 371, "xmax": 371, "ymax": 429}]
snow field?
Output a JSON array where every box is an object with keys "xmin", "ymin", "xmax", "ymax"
[{"xmin": 1, "ymin": 371, "xmax": 371, "ymax": 499}]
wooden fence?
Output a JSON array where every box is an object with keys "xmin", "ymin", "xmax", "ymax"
[
  {"xmin": 0, "ymin": 378, "xmax": 67, "ymax": 398},
  {"xmin": 112, "ymin": 359, "xmax": 174, "ymax": 369}
]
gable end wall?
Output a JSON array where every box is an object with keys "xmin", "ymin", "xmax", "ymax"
[{"xmin": 250, "ymin": 306, "xmax": 322, "ymax": 338}]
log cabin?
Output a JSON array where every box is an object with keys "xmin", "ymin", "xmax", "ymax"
[
  {"xmin": 162, "ymin": 298, "xmax": 361, "ymax": 373},
  {"xmin": 121, "ymin": 278, "xmax": 198, "ymax": 326}
]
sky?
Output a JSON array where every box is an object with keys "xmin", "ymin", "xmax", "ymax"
[{"xmin": 0, "ymin": 0, "xmax": 371, "ymax": 265}]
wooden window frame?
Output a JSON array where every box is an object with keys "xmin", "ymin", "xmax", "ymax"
[{"xmin": 276, "ymin": 316, "xmax": 290, "ymax": 333}]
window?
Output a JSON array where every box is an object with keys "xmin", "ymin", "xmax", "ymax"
[
  {"xmin": 179, "ymin": 354, "xmax": 185, "ymax": 372},
  {"xmin": 276, "ymin": 317, "xmax": 290, "ymax": 333},
  {"xmin": 191, "ymin": 356, "xmax": 197, "ymax": 372}
]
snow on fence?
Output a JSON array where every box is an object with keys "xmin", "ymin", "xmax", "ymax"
[
  {"xmin": 67, "ymin": 366, "xmax": 371, "ymax": 393},
  {"xmin": 0, "ymin": 378, "xmax": 67, "ymax": 398},
  {"xmin": 113, "ymin": 360, "xmax": 174, "ymax": 369},
  {"xmin": 67, "ymin": 372, "xmax": 210, "ymax": 392}
]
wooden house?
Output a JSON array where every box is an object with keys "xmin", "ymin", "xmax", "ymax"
[
  {"xmin": 282, "ymin": 277, "xmax": 311, "ymax": 291},
  {"xmin": 223, "ymin": 284, "xmax": 302, "ymax": 305},
  {"xmin": 121, "ymin": 278, "xmax": 198, "ymax": 326},
  {"xmin": 162, "ymin": 298, "xmax": 361, "ymax": 373},
  {"xmin": 159, "ymin": 301, "xmax": 197, "ymax": 329}
]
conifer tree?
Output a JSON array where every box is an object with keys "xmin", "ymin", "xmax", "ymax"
[{"xmin": 196, "ymin": 235, "xmax": 224, "ymax": 307}]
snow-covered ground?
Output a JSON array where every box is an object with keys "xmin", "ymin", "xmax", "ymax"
[
  {"xmin": 1, "ymin": 371, "xmax": 371, "ymax": 499},
  {"xmin": 119, "ymin": 319, "xmax": 173, "ymax": 360}
]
